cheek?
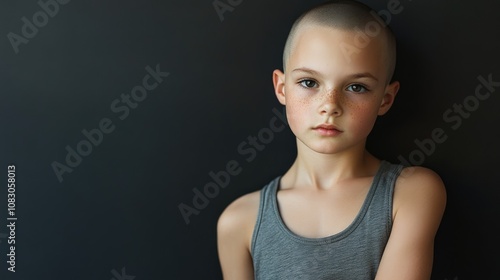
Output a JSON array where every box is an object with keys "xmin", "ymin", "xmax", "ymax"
[
  {"xmin": 285, "ymin": 96, "xmax": 311, "ymax": 130},
  {"xmin": 346, "ymin": 100, "xmax": 380, "ymax": 134}
]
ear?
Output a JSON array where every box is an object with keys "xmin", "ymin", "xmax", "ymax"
[
  {"xmin": 378, "ymin": 80, "xmax": 400, "ymax": 115},
  {"xmin": 273, "ymin": 69, "xmax": 286, "ymax": 105}
]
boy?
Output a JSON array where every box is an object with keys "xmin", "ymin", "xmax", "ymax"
[{"xmin": 217, "ymin": 1, "xmax": 446, "ymax": 279}]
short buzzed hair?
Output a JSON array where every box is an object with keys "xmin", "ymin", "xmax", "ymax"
[{"xmin": 282, "ymin": 0, "xmax": 397, "ymax": 83}]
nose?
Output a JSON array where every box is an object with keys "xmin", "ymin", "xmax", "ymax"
[{"xmin": 319, "ymin": 88, "xmax": 342, "ymax": 116}]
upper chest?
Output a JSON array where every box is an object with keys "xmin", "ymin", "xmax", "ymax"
[{"xmin": 275, "ymin": 177, "xmax": 393, "ymax": 238}]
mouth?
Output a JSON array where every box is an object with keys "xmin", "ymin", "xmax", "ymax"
[{"xmin": 313, "ymin": 124, "xmax": 343, "ymax": 136}]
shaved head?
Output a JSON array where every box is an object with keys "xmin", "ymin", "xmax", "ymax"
[{"xmin": 283, "ymin": 0, "xmax": 397, "ymax": 83}]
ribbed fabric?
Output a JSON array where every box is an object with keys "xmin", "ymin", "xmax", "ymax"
[{"xmin": 251, "ymin": 160, "xmax": 404, "ymax": 280}]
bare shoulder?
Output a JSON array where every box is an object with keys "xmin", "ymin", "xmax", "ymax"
[
  {"xmin": 377, "ymin": 167, "xmax": 447, "ymax": 278},
  {"xmin": 375, "ymin": 166, "xmax": 446, "ymax": 279},
  {"xmin": 393, "ymin": 165, "xmax": 447, "ymax": 218},
  {"xmin": 396, "ymin": 165, "xmax": 446, "ymax": 194},
  {"xmin": 217, "ymin": 190, "xmax": 261, "ymax": 248},
  {"xmin": 217, "ymin": 190, "xmax": 261, "ymax": 279}
]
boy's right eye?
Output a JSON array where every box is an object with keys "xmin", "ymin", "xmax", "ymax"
[{"xmin": 298, "ymin": 79, "xmax": 318, "ymax": 88}]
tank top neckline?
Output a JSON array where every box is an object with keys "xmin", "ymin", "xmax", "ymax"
[{"xmin": 270, "ymin": 160, "xmax": 390, "ymax": 244}]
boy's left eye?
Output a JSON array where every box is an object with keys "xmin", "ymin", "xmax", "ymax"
[{"xmin": 346, "ymin": 84, "xmax": 368, "ymax": 93}]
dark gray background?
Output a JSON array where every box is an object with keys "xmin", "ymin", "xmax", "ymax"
[{"xmin": 1, "ymin": 0, "xmax": 499, "ymax": 279}]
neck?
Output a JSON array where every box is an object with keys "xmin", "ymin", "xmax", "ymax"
[{"xmin": 283, "ymin": 139, "xmax": 380, "ymax": 190}]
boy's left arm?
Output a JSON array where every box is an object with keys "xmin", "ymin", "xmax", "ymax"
[{"xmin": 375, "ymin": 166, "xmax": 447, "ymax": 280}]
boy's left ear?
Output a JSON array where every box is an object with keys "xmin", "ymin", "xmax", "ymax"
[{"xmin": 378, "ymin": 81, "xmax": 400, "ymax": 115}]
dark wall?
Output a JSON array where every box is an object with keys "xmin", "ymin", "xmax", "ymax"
[{"xmin": 1, "ymin": 0, "xmax": 498, "ymax": 279}]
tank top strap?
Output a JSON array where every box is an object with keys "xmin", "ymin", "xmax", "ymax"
[{"xmin": 251, "ymin": 175, "xmax": 280, "ymax": 256}]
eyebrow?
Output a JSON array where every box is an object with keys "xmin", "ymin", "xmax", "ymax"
[
  {"xmin": 291, "ymin": 67, "xmax": 379, "ymax": 82},
  {"xmin": 291, "ymin": 67, "xmax": 322, "ymax": 76},
  {"xmin": 348, "ymin": 72, "xmax": 379, "ymax": 82}
]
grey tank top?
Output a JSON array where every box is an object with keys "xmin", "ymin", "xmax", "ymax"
[{"xmin": 251, "ymin": 160, "xmax": 403, "ymax": 280}]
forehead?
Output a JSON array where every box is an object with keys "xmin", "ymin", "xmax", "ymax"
[{"xmin": 288, "ymin": 25, "xmax": 389, "ymax": 80}]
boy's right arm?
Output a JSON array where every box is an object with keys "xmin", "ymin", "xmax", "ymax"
[{"xmin": 217, "ymin": 191, "xmax": 260, "ymax": 280}]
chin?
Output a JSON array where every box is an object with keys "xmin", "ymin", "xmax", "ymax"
[
  {"xmin": 314, "ymin": 147, "xmax": 346, "ymax": 155},
  {"xmin": 305, "ymin": 142, "xmax": 347, "ymax": 155}
]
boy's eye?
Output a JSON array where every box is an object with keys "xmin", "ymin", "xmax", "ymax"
[
  {"xmin": 346, "ymin": 84, "xmax": 368, "ymax": 93},
  {"xmin": 299, "ymin": 79, "xmax": 318, "ymax": 88}
]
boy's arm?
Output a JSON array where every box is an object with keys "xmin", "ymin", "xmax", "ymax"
[
  {"xmin": 375, "ymin": 166, "xmax": 447, "ymax": 280},
  {"xmin": 217, "ymin": 191, "xmax": 260, "ymax": 280}
]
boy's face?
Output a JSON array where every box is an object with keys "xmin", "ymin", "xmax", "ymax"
[{"xmin": 273, "ymin": 25, "xmax": 399, "ymax": 155}]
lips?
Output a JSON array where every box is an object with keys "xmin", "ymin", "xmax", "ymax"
[{"xmin": 313, "ymin": 124, "xmax": 343, "ymax": 136}]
